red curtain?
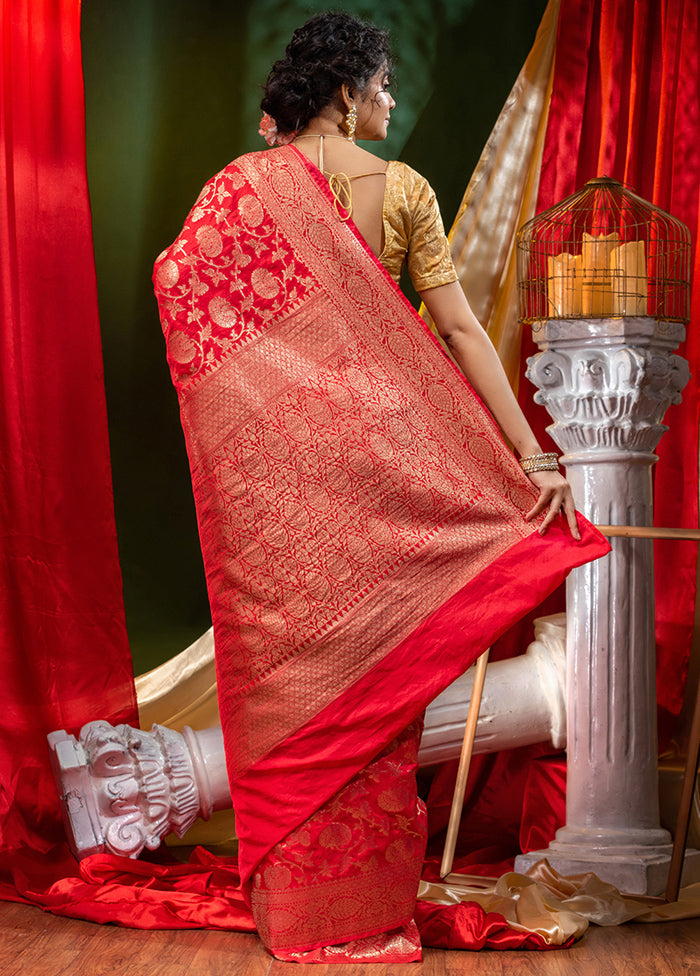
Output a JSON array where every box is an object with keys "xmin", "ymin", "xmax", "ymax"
[
  {"xmin": 520, "ymin": 0, "xmax": 700, "ymax": 733},
  {"xmin": 0, "ymin": 0, "xmax": 137, "ymax": 859}
]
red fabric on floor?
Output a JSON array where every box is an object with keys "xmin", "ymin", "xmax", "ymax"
[
  {"xmin": 0, "ymin": 843, "xmax": 567, "ymax": 951},
  {"xmin": 414, "ymin": 899, "xmax": 573, "ymax": 951}
]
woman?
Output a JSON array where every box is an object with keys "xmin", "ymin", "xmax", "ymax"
[{"xmin": 154, "ymin": 12, "xmax": 608, "ymax": 963}]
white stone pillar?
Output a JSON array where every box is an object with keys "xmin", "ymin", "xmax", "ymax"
[{"xmin": 515, "ymin": 316, "xmax": 700, "ymax": 894}]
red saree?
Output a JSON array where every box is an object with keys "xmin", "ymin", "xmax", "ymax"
[{"xmin": 153, "ymin": 145, "xmax": 608, "ymax": 958}]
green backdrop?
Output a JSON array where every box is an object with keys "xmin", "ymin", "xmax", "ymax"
[{"xmin": 80, "ymin": 0, "xmax": 547, "ymax": 674}]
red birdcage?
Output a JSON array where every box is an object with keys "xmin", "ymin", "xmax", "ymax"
[{"xmin": 517, "ymin": 177, "xmax": 691, "ymax": 325}]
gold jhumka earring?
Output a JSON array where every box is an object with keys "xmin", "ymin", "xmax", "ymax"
[{"xmin": 345, "ymin": 104, "xmax": 357, "ymax": 139}]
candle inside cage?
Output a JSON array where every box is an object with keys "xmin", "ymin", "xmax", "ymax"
[
  {"xmin": 517, "ymin": 177, "xmax": 690, "ymax": 324},
  {"xmin": 611, "ymin": 240, "xmax": 647, "ymax": 315},
  {"xmin": 547, "ymin": 252, "xmax": 582, "ymax": 316},
  {"xmin": 581, "ymin": 232, "xmax": 618, "ymax": 316}
]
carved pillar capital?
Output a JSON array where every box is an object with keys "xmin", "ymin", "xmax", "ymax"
[
  {"xmin": 48, "ymin": 722, "xmax": 227, "ymax": 860},
  {"xmin": 526, "ymin": 318, "xmax": 688, "ymax": 458}
]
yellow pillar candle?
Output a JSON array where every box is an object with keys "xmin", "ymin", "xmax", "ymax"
[
  {"xmin": 581, "ymin": 232, "xmax": 618, "ymax": 316},
  {"xmin": 610, "ymin": 240, "xmax": 647, "ymax": 315},
  {"xmin": 547, "ymin": 252, "xmax": 582, "ymax": 316}
]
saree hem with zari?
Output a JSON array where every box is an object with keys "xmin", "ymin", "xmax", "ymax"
[{"xmin": 249, "ymin": 719, "xmax": 426, "ymax": 958}]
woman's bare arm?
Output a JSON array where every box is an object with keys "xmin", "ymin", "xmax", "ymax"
[{"xmin": 419, "ymin": 280, "xmax": 580, "ymax": 539}]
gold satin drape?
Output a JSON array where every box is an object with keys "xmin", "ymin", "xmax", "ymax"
[
  {"xmin": 419, "ymin": 861, "xmax": 700, "ymax": 945},
  {"xmin": 424, "ymin": 0, "xmax": 560, "ymax": 393},
  {"xmin": 135, "ymin": 628, "xmax": 218, "ymax": 732}
]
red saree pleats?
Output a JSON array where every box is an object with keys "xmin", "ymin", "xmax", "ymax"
[{"xmin": 249, "ymin": 720, "xmax": 425, "ymax": 961}]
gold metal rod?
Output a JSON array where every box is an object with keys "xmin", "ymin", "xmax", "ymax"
[
  {"xmin": 595, "ymin": 525, "xmax": 700, "ymax": 541},
  {"xmin": 440, "ymin": 647, "xmax": 490, "ymax": 879}
]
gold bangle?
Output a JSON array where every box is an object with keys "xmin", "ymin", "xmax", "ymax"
[{"xmin": 519, "ymin": 452, "xmax": 559, "ymax": 474}]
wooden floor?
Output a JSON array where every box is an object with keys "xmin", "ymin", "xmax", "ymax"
[{"xmin": 1, "ymin": 899, "xmax": 698, "ymax": 975}]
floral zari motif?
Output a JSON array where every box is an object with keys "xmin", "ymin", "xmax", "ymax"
[{"xmin": 250, "ymin": 721, "xmax": 425, "ymax": 961}]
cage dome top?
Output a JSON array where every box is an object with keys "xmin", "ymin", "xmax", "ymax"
[{"xmin": 517, "ymin": 177, "xmax": 691, "ymax": 324}]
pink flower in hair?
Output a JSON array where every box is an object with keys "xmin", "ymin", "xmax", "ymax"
[{"xmin": 258, "ymin": 113, "xmax": 297, "ymax": 147}]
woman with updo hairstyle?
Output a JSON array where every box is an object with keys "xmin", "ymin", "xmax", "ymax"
[
  {"xmin": 260, "ymin": 12, "xmax": 392, "ymax": 139},
  {"xmin": 154, "ymin": 10, "xmax": 607, "ymax": 963}
]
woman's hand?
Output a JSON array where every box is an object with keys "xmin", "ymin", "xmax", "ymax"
[{"xmin": 524, "ymin": 470, "xmax": 580, "ymax": 540}]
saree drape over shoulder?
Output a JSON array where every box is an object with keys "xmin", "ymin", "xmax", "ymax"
[{"xmin": 153, "ymin": 145, "xmax": 608, "ymax": 959}]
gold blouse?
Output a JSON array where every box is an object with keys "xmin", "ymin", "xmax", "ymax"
[{"xmin": 379, "ymin": 161, "xmax": 458, "ymax": 291}]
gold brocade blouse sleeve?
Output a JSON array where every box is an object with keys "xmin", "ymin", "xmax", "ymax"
[{"xmin": 380, "ymin": 161, "xmax": 458, "ymax": 291}]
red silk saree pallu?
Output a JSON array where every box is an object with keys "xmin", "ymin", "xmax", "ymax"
[{"xmin": 154, "ymin": 145, "xmax": 608, "ymax": 958}]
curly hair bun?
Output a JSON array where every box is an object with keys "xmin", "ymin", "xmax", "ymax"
[{"xmin": 261, "ymin": 12, "xmax": 392, "ymax": 136}]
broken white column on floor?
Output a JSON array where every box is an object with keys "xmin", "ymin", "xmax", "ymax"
[
  {"xmin": 515, "ymin": 316, "xmax": 700, "ymax": 895},
  {"xmin": 419, "ymin": 613, "xmax": 567, "ymax": 765},
  {"xmin": 47, "ymin": 723, "xmax": 232, "ymax": 859},
  {"xmin": 48, "ymin": 615, "xmax": 567, "ymax": 860}
]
